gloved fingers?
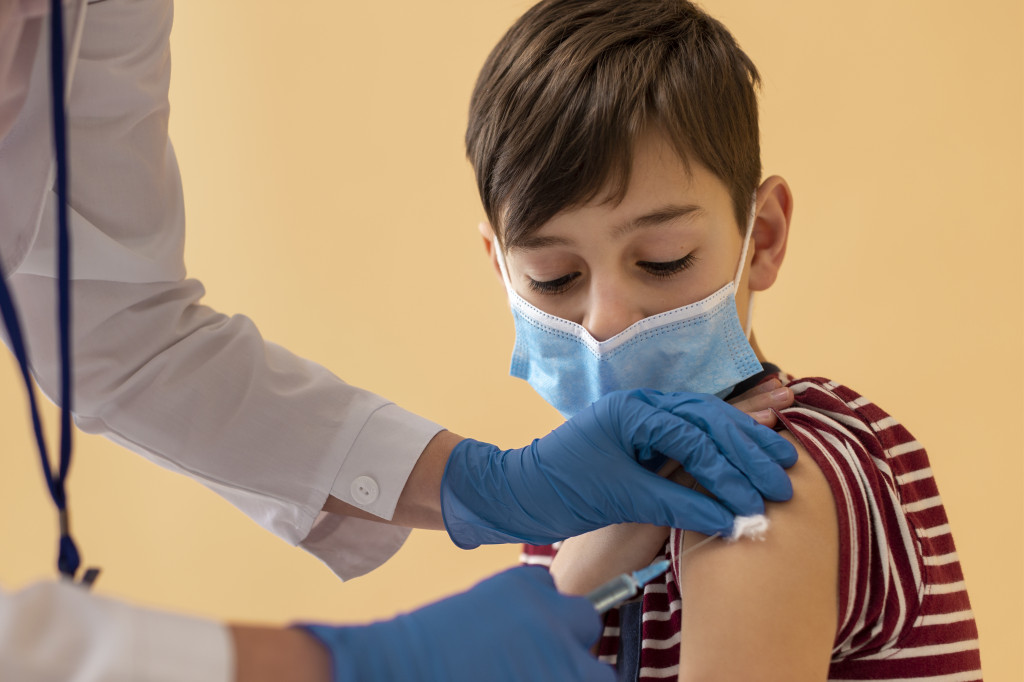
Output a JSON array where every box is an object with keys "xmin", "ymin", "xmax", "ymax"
[
  {"xmin": 646, "ymin": 390, "xmax": 798, "ymax": 468},
  {"xmin": 513, "ymin": 564, "xmax": 557, "ymax": 587},
  {"xmin": 296, "ymin": 566, "xmax": 618, "ymax": 682},
  {"xmin": 624, "ymin": 406, "xmax": 769, "ymax": 517},
  {"xmin": 732, "ymin": 415, "xmax": 799, "ymax": 468},
  {"xmin": 637, "ymin": 393, "xmax": 797, "ymax": 499},
  {"xmin": 558, "ymin": 591, "xmax": 607, "ymax": 647},
  {"xmin": 499, "ymin": 568, "xmax": 614, "ymax": 681},
  {"xmin": 719, "ymin": 408, "xmax": 798, "ymax": 469},
  {"xmin": 576, "ymin": 659, "xmax": 616, "ymax": 682},
  {"xmin": 675, "ymin": 401, "xmax": 796, "ymax": 502},
  {"xmin": 621, "ymin": 472, "xmax": 738, "ymax": 535}
]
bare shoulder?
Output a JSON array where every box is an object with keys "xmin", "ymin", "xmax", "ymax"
[{"xmin": 675, "ymin": 431, "xmax": 839, "ymax": 682}]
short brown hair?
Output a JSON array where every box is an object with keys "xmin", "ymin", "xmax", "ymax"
[{"xmin": 466, "ymin": 0, "xmax": 762, "ymax": 249}]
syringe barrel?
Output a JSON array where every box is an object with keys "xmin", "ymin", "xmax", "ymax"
[{"xmin": 586, "ymin": 573, "xmax": 638, "ymax": 614}]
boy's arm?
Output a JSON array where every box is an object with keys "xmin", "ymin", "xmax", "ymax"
[{"xmin": 675, "ymin": 431, "xmax": 838, "ymax": 682}]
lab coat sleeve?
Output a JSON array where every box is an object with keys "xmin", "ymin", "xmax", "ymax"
[
  {"xmin": 0, "ymin": 0, "xmax": 443, "ymax": 580},
  {"xmin": 0, "ymin": 1, "xmax": 47, "ymax": 148},
  {"xmin": 0, "ymin": 581, "xmax": 231, "ymax": 682}
]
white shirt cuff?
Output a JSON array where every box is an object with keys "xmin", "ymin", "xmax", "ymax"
[
  {"xmin": 0, "ymin": 580, "xmax": 231, "ymax": 682},
  {"xmin": 127, "ymin": 598, "xmax": 232, "ymax": 682},
  {"xmin": 328, "ymin": 403, "xmax": 443, "ymax": 520},
  {"xmin": 300, "ymin": 513, "xmax": 413, "ymax": 581}
]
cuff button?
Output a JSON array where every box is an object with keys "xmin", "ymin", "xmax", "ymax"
[{"xmin": 350, "ymin": 476, "xmax": 380, "ymax": 505}]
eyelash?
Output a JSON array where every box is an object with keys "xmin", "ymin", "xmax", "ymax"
[
  {"xmin": 526, "ymin": 253, "xmax": 698, "ymax": 294},
  {"xmin": 528, "ymin": 272, "xmax": 580, "ymax": 294},
  {"xmin": 638, "ymin": 253, "xmax": 698, "ymax": 278}
]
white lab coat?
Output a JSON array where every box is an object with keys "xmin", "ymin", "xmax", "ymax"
[{"xmin": 0, "ymin": 1, "xmax": 443, "ymax": 679}]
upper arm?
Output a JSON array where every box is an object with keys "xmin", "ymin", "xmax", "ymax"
[{"xmin": 675, "ymin": 431, "xmax": 839, "ymax": 682}]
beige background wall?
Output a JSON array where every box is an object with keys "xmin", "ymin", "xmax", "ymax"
[{"xmin": 1, "ymin": 1, "xmax": 1020, "ymax": 678}]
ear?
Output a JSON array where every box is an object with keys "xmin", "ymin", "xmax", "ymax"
[
  {"xmin": 478, "ymin": 220, "xmax": 504, "ymax": 282},
  {"xmin": 748, "ymin": 175, "xmax": 793, "ymax": 292}
]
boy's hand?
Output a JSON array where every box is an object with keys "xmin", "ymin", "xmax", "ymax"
[
  {"xmin": 440, "ymin": 389, "xmax": 798, "ymax": 548},
  {"xmin": 729, "ymin": 378, "xmax": 795, "ymax": 427}
]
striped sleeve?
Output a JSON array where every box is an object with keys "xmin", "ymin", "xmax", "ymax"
[
  {"xmin": 518, "ymin": 375, "xmax": 981, "ymax": 680},
  {"xmin": 776, "ymin": 377, "xmax": 981, "ymax": 680},
  {"xmin": 519, "ymin": 542, "xmax": 560, "ymax": 568}
]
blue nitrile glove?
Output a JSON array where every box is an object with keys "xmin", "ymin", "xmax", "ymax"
[
  {"xmin": 297, "ymin": 566, "xmax": 612, "ymax": 682},
  {"xmin": 441, "ymin": 389, "xmax": 798, "ymax": 548}
]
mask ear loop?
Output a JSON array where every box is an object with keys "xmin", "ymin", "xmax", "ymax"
[
  {"xmin": 733, "ymin": 195, "xmax": 758, "ymax": 339},
  {"xmin": 493, "ymin": 237, "xmax": 518, "ymax": 301}
]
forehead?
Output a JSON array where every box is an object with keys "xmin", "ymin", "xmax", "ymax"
[{"xmin": 514, "ymin": 134, "xmax": 733, "ymax": 242}]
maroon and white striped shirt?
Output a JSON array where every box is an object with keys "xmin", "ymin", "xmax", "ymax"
[{"xmin": 522, "ymin": 373, "xmax": 982, "ymax": 680}]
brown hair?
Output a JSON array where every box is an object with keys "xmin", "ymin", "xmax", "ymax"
[{"xmin": 466, "ymin": 0, "xmax": 762, "ymax": 249}]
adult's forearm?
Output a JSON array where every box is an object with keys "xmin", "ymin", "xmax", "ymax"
[{"xmin": 230, "ymin": 624, "xmax": 331, "ymax": 682}]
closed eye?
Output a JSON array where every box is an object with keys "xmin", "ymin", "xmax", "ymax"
[
  {"xmin": 527, "ymin": 272, "xmax": 581, "ymax": 294},
  {"xmin": 638, "ymin": 253, "xmax": 698, "ymax": 278}
]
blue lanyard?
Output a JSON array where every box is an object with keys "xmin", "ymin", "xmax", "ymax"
[{"xmin": 0, "ymin": 0, "xmax": 97, "ymax": 587}]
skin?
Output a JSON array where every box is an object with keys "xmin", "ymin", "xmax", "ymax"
[
  {"xmin": 479, "ymin": 131, "xmax": 839, "ymax": 681},
  {"xmin": 229, "ymin": 625, "xmax": 331, "ymax": 682}
]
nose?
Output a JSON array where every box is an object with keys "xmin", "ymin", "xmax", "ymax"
[{"xmin": 582, "ymin": 283, "xmax": 646, "ymax": 342}]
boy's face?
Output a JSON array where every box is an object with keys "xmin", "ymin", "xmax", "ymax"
[{"xmin": 482, "ymin": 133, "xmax": 759, "ymax": 344}]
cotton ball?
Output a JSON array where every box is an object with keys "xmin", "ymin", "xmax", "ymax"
[{"xmin": 729, "ymin": 514, "xmax": 769, "ymax": 542}]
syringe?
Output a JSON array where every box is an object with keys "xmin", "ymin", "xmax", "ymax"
[
  {"xmin": 586, "ymin": 559, "xmax": 671, "ymax": 614},
  {"xmin": 584, "ymin": 534, "xmax": 723, "ymax": 613}
]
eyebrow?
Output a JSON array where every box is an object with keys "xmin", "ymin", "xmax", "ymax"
[
  {"xmin": 510, "ymin": 203, "xmax": 704, "ymax": 252},
  {"xmin": 612, "ymin": 203, "xmax": 704, "ymax": 237}
]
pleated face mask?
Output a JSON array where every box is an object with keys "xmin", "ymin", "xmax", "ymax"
[{"xmin": 496, "ymin": 202, "xmax": 762, "ymax": 418}]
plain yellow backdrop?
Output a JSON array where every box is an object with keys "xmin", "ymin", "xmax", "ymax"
[{"xmin": 1, "ymin": 0, "xmax": 1020, "ymax": 678}]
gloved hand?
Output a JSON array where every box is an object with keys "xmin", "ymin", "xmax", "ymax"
[
  {"xmin": 297, "ymin": 566, "xmax": 612, "ymax": 682},
  {"xmin": 441, "ymin": 388, "xmax": 797, "ymax": 548}
]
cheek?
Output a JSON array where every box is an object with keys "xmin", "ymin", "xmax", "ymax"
[
  {"xmin": 514, "ymin": 282, "xmax": 585, "ymax": 319},
  {"xmin": 697, "ymin": 230, "xmax": 748, "ymax": 293},
  {"xmin": 504, "ymin": 265, "xmax": 588, "ymax": 322},
  {"xmin": 645, "ymin": 260, "xmax": 737, "ymax": 315}
]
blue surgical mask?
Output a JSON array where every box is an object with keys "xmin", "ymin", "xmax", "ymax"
[{"xmin": 496, "ymin": 202, "xmax": 762, "ymax": 418}]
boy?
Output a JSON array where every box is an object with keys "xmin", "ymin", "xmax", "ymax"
[{"xmin": 465, "ymin": 0, "xmax": 981, "ymax": 680}]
